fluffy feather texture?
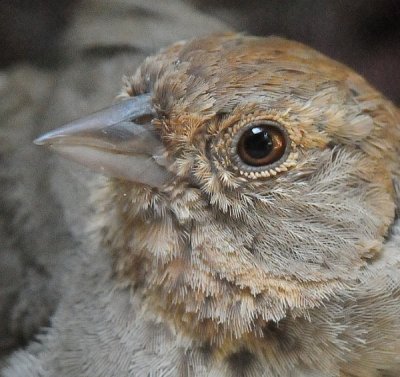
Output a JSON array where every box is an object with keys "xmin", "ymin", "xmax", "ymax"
[{"xmin": 4, "ymin": 34, "xmax": 400, "ymax": 376}]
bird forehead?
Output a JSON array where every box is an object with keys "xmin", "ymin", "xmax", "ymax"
[{"xmin": 129, "ymin": 35, "xmax": 350, "ymax": 115}]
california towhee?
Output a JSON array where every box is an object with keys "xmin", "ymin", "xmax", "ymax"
[{"xmin": 6, "ymin": 34, "xmax": 400, "ymax": 377}]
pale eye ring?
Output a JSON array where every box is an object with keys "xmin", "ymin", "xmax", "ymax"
[{"xmin": 232, "ymin": 120, "xmax": 291, "ymax": 172}]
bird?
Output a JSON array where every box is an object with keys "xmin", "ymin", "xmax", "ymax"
[{"xmin": 4, "ymin": 33, "xmax": 400, "ymax": 377}]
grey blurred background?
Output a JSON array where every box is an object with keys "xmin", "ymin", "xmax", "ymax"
[{"xmin": 1, "ymin": 0, "xmax": 399, "ymax": 103}]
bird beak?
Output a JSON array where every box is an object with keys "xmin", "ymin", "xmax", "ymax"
[{"xmin": 34, "ymin": 95, "xmax": 172, "ymax": 187}]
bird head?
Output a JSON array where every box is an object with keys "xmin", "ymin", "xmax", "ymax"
[{"xmin": 35, "ymin": 34, "xmax": 400, "ymax": 347}]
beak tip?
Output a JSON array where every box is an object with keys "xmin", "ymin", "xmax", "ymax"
[
  {"xmin": 33, "ymin": 135, "xmax": 47, "ymax": 146},
  {"xmin": 33, "ymin": 131, "xmax": 60, "ymax": 146}
]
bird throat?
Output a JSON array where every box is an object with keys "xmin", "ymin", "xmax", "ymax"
[
  {"xmin": 97, "ymin": 181, "xmax": 291, "ymax": 350},
  {"xmin": 97, "ymin": 190, "xmax": 342, "ymax": 370},
  {"xmin": 97, "ymin": 156, "xmax": 397, "ymax": 353}
]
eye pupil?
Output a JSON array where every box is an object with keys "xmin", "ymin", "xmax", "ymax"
[
  {"xmin": 243, "ymin": 127, "xmax": 274, "ymax": 160},
  {"xmin": 237, "ymin": 123, "xmax": 287, "ymax": 167}
]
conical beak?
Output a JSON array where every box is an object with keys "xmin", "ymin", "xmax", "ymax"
[{"xmin": 34, "ymin": 95, "xmax": 171, "ymax": 187}]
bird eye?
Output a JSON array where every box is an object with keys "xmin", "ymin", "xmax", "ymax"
[{"xmin": 237, "ymin": 123, "xmax": 287, "ymax": 166}]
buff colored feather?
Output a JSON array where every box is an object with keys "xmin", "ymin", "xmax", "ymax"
[{"xmin": 4, "ymin": 34, "xmax": 400, "ymax": 377}]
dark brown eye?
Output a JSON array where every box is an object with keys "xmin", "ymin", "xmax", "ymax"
[{"xmin": 237, "ymin": 124, "xmax": 286, "ymax": 166}]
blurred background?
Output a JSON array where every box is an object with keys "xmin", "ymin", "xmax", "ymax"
[
  {"xmin": 0, "ymin": 0, "xmax": 399, "ymax": 363},
  {"xmin": 0, "ymin": 0, "xmax": 399, "ymax": 103}
]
